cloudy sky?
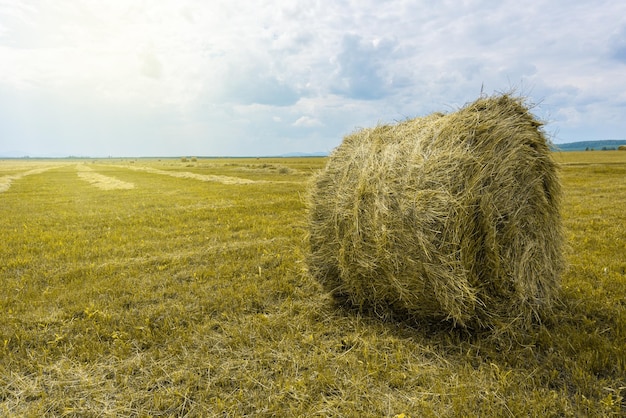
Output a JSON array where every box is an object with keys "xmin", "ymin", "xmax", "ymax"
[{"xmin": 1, "ymin": 0, "xmax": 625, "ymax": 157}]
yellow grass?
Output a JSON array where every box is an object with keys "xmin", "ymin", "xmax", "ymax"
[
  {"xmin": 0, "ymin": 163, "xmax": 63, "ymax": 193},
  {"xmin": 76, "ymin": 164, "xmax": 135, "ymax": 190},
  {"xmin": 0, "ymin": 154, "xmax": 624, "ymax": 416}
]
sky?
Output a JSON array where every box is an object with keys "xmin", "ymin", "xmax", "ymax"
[{"xmin": 1, "ymin": 0, "xmax": 625, "ymax": 157}]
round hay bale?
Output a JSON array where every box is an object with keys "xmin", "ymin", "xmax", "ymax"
[{"xmin": 307, "ymin": 94, "xmax": 564, "ymax": 329}]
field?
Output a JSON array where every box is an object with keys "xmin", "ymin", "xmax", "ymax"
[{"xmin": 0, "ymin": 152, "xmax": 624, "ymax": 416}]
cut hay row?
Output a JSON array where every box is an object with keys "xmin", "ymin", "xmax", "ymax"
[
  {"xmin": 120, "ymin": 165, "xmax": 259, "ymax": 185},
  {"xmin": 0, "ymin": 175, "xmax": 16, "ymax": 193},
  {"xmin": 308, "ymin": 94, "xmax": 564, "ymax": 330},
  {"xmin": 76, "ymin": 165, "xmax": 135, "ymax": 190},
  {"xmin": 93, "ymin": 236, "xmax": 290, "ymax": 272},
  {"xmin": 0, "ymin": 165, "xmax": 61, "ymax": 193}
]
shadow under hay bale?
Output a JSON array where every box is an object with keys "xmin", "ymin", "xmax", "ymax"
[{"xmin": 307, "ymin": 94, "xmax": 564, "ymax": 330}]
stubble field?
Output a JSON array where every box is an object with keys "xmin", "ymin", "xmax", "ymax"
[{"xmin": 0, "ymin": 152, "xmax": 624, "ymax": 416}]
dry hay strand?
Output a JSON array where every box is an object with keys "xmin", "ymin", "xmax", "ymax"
[
  {"xmin": 307, "ymin": 94, "xmax": 564, "ymax": 330},
  {"xmin": 0, "ymin": 165, "xmax": 61, "ymax": 193},
  {"xmin": 76, "ymin": 165, "xmax": 135, "ymax": 190},
  {"xmin": 121, "ymin": 165, "xmax": 258, "ymax": 185}
]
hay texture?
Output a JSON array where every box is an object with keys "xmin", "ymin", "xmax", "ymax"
[{"xmin": 307, "ymin": 94, "xmax": 564, "ymax": 329}]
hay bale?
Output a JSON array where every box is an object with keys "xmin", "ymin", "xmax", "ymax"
[{"xmin": 307, "ymin": 94, "xmax": 564, "ymax": 329}]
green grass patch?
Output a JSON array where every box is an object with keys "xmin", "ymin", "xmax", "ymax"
[{"xmin": 0, "ymin": 156, "xmax": 624, "ymax": 416}]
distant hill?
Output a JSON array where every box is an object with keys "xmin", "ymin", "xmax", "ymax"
[
  {"xmin": 552, "ymin": 140, "xmax": 626, "ymax": 152},
  {"xmin": 0, "ymin": 150, "xmax": 31, "ymax": 158}
]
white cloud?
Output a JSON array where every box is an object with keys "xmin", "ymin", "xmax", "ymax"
[
  {"xmin": 330, "ymin": 34, "xmax": 398, "ymax": 100},
  {"xmin": 139, "ymin": 49, "xmax": 162, "ymax": 79},
  {"xmin": 610, "ymin": 24, "xmax": 626, "ymax": 63},
  {"xmin": 293, "ymin": 116, "xmax": 323, "ymax": 127},
  {"xmin": 1, "ymin": 0, "xmax": 626, "ymax": 156}
]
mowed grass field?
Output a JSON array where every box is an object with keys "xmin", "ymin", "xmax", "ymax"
[{"xmin": 0, "ymin": 152, "xmax": 624, "ymax": 417}]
